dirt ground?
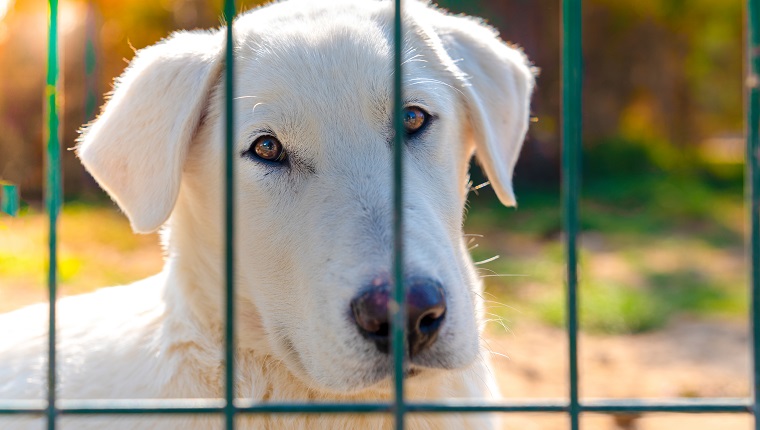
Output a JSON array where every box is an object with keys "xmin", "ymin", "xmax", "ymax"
[{"xmin": 489, "ymin": 319, "xmax": 751, "ymax": 430}]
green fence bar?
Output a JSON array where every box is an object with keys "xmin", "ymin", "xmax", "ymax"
[
  {"xmin": 0, "ymin": 182, "xmax": 19, "ymax": 216},
  {"xmin": 45, "ymin": 0, "xmax": 61, "ymax": 429},
  {"xmin": 2, "ymin": 397, "xmax": 755, "ymax": 416},
  {"xmin": 84, "ymin": 3, "xmax": 98, "ymax": 122},
  {"xmin": 223, "ymin": 1, "xmax": 237, "ymax": 429},
  {"xmin": 561, "ymin": 0, "xmax": 582, "ymax": 429},
  {"xmin": 748, "ymin": 1, "xmax": 760, "ymax": 429},
  {"xmin": 391, "ymin": 0, "xmax": 406, "ymax": 429}
]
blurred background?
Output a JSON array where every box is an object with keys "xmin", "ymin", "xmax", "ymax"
[{"xmin": 0, "ymin": 0, "xmax": 752, "ymax": 429}]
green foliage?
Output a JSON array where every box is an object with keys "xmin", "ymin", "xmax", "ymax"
[
  {"xmin": 468, "ymin": 137, "xmax": 746, "ymax": 334},
  {"xmin": 538, "ymin": 281, "xmax": 669, "ymax": 334},
  {"xmin": 532, "ymin": 273, "xmax": 746, "ymax": 335},
  {"xmin": 583, "ymin": 136, "xmax": 702, "ymax": 179}
]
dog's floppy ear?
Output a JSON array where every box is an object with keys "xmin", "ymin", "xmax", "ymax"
[
  {"xmin": 77, "ymin": 31, "xmax": 223, "ymax": 233},
  {"xmin": 418, "ymin": 7, "xmax": 535, "ymax": 206}
]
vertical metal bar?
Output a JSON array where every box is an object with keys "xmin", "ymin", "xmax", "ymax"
[
  {"xmin": 0, "ymin": 183, "xmax": 19, "ymax": 217},
  {"xmin": 562, "ymin": 0, "xmax": 582, "ymax": 429},
  {"xmin": 45, "ymin": 0, "xmax": 61, "ymax": 429},
  {"xmin": 391, "ymin": 0, "xmax": 406, "ymax": 429},
  {"xmin": 223, "ymin": 1, "xmax": 237, "ymax": 429},
  {"xmin": 747, "ymin": 1, "xmax": 760, "ymax": 428},
  {"xmin": 84, "ymin": 2, "xmax": 97, "ymax": 123}
]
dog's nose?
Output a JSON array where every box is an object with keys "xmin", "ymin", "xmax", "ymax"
[{"xmin": 350, "ymin": 277, "xmax": 446, "ymax": 357}]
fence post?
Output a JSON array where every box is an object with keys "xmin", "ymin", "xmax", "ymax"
[
  {"xmin": 562, "ymin": 0, "xmax": 583, "ymax": 429},
  {"xmin": 223, "ymin": 1, "xmax": 237, "ymax": 429},
  {"xmin": 45, "ymin": 0, "xmax": 62, "ymax": 429},
  {"xmin": 391, "ymin": 1, "xmax": 406, "ymax": 429},
  {"xmin": 747, "ymin": 1, "xmax": 760, "ymax": 429}
]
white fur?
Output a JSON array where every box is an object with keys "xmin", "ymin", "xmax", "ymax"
[{"xmin": 0, "ymin": 1, "xmax": 534, "ymax": 428}]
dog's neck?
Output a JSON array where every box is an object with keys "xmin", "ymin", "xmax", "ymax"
[{"xmin": 160, "ymin": 187, "xmax": 271, "ymax": 354}]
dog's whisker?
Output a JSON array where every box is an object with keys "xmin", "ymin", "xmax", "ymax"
[
  {"xmin": 471, "ymin": 181, "xmax": 491, "ymax": 191},
  {"xmin": 480, "ymin": 290, "xmax": 500, "ymax": 300},
  {"xmin": 251, "ymin": 102, "xmax": 265, "ymax": 115},
  {"xmin": 476, "ymin": 267, "xmax": 499, "ymax": 275},
  {"xmin": 473, "ymin": 291, "xmax": 521, "ymax": 313},
  {"xmin": 483, "ymin": 312, "xmax": 513, "ymax": 332},
  {"xmin": 402, "ymin": 54, "xmax": 427, "ymax": 65},
  {"xmin": 469, "ymin": 351, "xmax": 498, "ymax": 398},
  {"xmin": 483, "ymin": 319, "xmax": 511, "ymax": 334},
  {"xmin": 476, "ymin": 340, "xmax": 509, "ymax": 399},
  {"xmin": 480, "ymin": 335, "xmax": 510, "ymax": 359},
  {"xmin": 484, "ymin": 302, "xmax": 522, "ymax": 314},
  {"xmin": 474, "ymin": 255, "xmax": 500, "ymax": 265},
  {"xmin": 484, "ymin": 312, "xmax": 512, "ymax": 320}
]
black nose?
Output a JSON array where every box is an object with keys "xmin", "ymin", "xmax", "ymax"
[{"xmin": 350, "ymin": 277, "xmax": 446, "ymax": 357}]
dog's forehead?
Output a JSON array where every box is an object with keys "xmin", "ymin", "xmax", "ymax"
[
  {"xmin": 230, "ymin": 2, "xmax": 451, "ymax": 156},
  {"xmin": 238, "ymin": 24, "xmax": 393, "ymax": 117},
  {"xmin": 236, "ymin": 7, "xmax": 395, "ymax": 110}
]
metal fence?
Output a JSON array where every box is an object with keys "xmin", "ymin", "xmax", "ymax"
[{"xmin": 0, "ymin": 0, "xmax": 758, "ymax": 429}]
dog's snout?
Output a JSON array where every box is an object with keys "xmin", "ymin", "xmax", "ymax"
[{"xmin": 350, "ymin": 277, "xmax": 446, "ymax": 357}]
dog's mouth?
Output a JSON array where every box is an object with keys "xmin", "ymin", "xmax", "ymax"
[
  {"xmin": 404, "ymin": 367, "xmax": 423, "ymax": 379},
  {"xmin": 370, "ymin": 363, "xmax": 432, "ymax": 385}
]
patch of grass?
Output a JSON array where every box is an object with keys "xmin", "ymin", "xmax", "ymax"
[
  {"xmin": 467, "ymin": 164, "xmax": 746, "ymax": 334},
  {"xmin": 537, "ymin": 281, "xmax": 669, "ymax": 334},
  {"xmin": 646, "ymin": 271, "xmax": 747, "ymax": 317},
  {"xmin": 0, "ymin": 203, "xmax": 163, "ymax": 312}
]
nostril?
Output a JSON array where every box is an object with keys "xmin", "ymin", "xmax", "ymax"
[
  {"xmin": 350, "ymin": 285, "xmax": 391, "ymax": 337},
  {"xmin": 418, "ymin": 308, "xmax": 445, "ymax": 333},
  {"xmin": 407, "ymin": 278, "xmax": 446, "ymax": 357},
  {"xmin": 375, "ymin": 322, "xmax": 389, "ymax": 338}
]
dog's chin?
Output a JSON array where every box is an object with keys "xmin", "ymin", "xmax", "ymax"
[
  {"xmin": 339, "ymin": 363, "xmax": 437, "ymax": 390},
  {"xmin": 276, "ymin": 346, "xmax": 447, "ymax": 396},
  {"xmin": 269, "ymin": 330, "xmax": 478, "ymax": 395}
]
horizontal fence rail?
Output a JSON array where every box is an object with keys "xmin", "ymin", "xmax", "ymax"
[
  {"xmin": 1, "ymin": 0, "xmax": 756, "ymax": 429},
  {"xmin": 1, "ymin": 398, "xmax": 753, "ymax": 415}
]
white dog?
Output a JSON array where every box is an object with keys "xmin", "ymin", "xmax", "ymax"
[{"xmin": 0, "ymin": 0, "xmax": 533, "ymax": 428}]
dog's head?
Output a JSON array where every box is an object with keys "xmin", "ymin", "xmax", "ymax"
[{"xmin": 77, "ymin": 0, "xmax": 533, "ymax": 394}]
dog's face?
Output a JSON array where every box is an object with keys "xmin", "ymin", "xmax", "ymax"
[{"xmin": 77, "ymin": 0, "xmax": 533, "ymax": 393}]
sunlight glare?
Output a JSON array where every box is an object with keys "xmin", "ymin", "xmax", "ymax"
[{"xmin": 0, "ymin": 0, "xmax": 13, "ymax": 22}]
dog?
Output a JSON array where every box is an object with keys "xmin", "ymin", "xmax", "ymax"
[{"xmin": 0, "ymin": 0, "xmax": 534, "ymax": 428}]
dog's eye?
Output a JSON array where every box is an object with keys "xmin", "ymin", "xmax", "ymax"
[
  {"xmin": 403, "ymin": 106, "xmax": 429, "ymax": 135},
  {"xmin": 249, "ymin": 135, "xmax": 287, "ymax": 163}
]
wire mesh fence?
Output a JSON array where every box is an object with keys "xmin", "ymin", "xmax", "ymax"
[{"xmin": 0, "ymin": 0, "xmax": 757, "ymax": 429}]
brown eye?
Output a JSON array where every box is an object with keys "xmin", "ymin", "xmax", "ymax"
[
  {"xmin": 403, "ymin": 106, "xmax": 429, "ymax": 134},
  {"xmin": 251, "ymin": 135, "xmax": 287, "ymax": 162}
]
